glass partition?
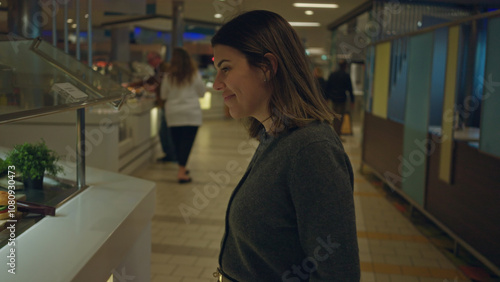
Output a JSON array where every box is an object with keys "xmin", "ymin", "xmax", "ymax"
[{"xmin": 0, "ymin": 38, "xmax": 132, "ymax": 124}]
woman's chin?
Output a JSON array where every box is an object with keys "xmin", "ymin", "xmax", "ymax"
[{"xmin": 228, "ymin": 109, "xmax": 244, "ymax": 119}]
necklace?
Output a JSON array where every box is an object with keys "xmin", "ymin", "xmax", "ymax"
[{"xmin": 261, "ymin": 115, "xmax": 272, "ymax": 123}]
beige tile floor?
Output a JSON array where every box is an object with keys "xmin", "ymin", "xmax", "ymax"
[{"xmin": 131, "ymin": 119, "xmax": 470, "ymax": 282}]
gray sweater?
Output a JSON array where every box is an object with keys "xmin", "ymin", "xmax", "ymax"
[{"xmin": 219, "ymin": 122, "xmax": 360, "ymax": 281}]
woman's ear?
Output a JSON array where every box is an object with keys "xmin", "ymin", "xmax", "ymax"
[{"xmin": 264, "ymin": 53, "xmax": 278, "ymax": 78}]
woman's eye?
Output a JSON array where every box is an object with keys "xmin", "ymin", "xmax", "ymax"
[{"xmin": 221, "ymin": 67, "xmax": 229, "ymax": 73}]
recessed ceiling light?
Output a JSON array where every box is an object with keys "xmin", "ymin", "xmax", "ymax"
[
  {"xmin": 214, "ymin": 13, "xmax": 223, "ymax": 19},
  {"xmin": 306, "ymin": 47, "xmax": 325, "ymax": 55},
  {"xmin": 289, "ymin": 22, "xmax": 321, "ymax": 27},
  {"xmin": 293, "ymin": 3, "xmax": 339, "ymax": 8},
  {"xmin": 71, "ymin": 24, "xmax": 77, "ymax": 29},
  {"xmin": 84, "ymin": 14, "xmax": 89, "ymax": 19},
  {"xmin": 305, "ymin": 10, "xmax": 314, "ymax": 15},
  {"xmin": 67, "ymin": 19, "xmax": 74, "ymax": 24}
]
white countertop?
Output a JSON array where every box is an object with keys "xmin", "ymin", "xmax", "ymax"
[{"xmin": 0, "ymin": 162, "xmax": 155, "ymax": 281}]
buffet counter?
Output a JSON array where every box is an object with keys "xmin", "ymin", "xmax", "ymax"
[
  {"xmin": 0, "ymin": 97, "xmax": 157, "ymax": 174},
  {"xmin": 0, "ymin": 161, "xmax": 155, "ymax": 281}
]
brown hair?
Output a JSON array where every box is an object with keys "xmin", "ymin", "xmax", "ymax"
[
  {"xmin": 211, "ymin": 10, "xmax": 334, "ymax": 138},
  {"xmin": 167, "ymin": 48, "xmax": 198, "ymax": 86}
]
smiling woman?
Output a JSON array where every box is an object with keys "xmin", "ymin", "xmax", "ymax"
[
  {"xmin": 210, "ymin": 10, "xmax": 360, "ymax": 282},
  {"xmin": 213, "ymin": 45, "xmax": 271, "ymax": 122},
  {"xmin": 212, "ymin": 10, "xmax": 334, "ymax": 138}
]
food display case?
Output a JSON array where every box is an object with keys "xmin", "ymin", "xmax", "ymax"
[
  {"xmin": 0, "ymin": 37, "xmax": 155, "ymax": 281},
  {"xmin": 0, "ymin": 37, "xmax": 129, "ymax": 122},
  {"xmin": 0, "ymin": 36, "xmax": 131, "ymax": 232}
]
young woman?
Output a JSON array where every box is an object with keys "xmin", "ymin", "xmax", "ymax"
[
  {"xmin": 161, "ymin": 48, "xmax": 205, "ymax": 183},
  {"xmin": 211, "ymin": 10, "xmax": 360, "ymax": 281}
]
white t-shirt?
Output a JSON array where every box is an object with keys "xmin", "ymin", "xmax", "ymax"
[{"xmin": 160, "ymin": 72, "xmax": 206, "ymax": 127}]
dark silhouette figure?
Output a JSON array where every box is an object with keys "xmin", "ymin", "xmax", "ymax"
[{"xmin": 326, "ymin": 60, "xmax": 354, "ymax": 136}]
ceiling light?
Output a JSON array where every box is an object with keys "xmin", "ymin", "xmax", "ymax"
[
  {"xmin": 71, "ymin": 24, "xmax": 77, "ymax": 29},
  {"xmin": 305, "ymin": 10, "xmax": 314, "ymax": 15},
  {"xmin": 67, "ymin": 18, "xmax": 73, "ymax": 24},
  {"xmin": 84, "ymin": 14, "xmax": 89, "ymax": 19},
  {"xmin": 214, "ymin": 13, "xmax": 222, "ymax": 19},
  {"xmin": 306, "ymin": 47, "xmax": 325, "ymax": 55},
  {"xmin": 289, "ymin": 22, "xmax": 320, "ymax": 27},
  {"xmin": 293, "ymin": 3, "xmax": 339, "ymax": 8}
]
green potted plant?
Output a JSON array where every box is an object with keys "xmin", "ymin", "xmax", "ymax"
[
  {"xmin": 0, "ymin": 158, "xmax": 7, "ymax": 176},
  {"xmin": 5, "ymin": 140, "xmax": 63, "ymax": 190}
]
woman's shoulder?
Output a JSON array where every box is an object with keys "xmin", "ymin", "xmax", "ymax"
[
  {"xmin": 279, "ymin": 121, "xmax": 340, "ymax": 149},
  {"xmin": 291, "ymin": 121, "xmax": 335, "ymax": 140}
]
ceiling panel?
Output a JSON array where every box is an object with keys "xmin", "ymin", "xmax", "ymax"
[{"xmin": 178, "ymin": 0, "xmax": 367, "ymax": 56}]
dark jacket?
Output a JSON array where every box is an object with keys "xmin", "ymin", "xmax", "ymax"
[
  {"xmin": 218, "ymin": 122, "xmax": 360, "ymax": 281},
  {"xmin": 326, "ymin": 70, "xmax": 354, "ymax": 103}
]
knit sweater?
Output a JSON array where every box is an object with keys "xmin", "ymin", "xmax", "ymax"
[{"xmin": 219, "ymin": 122, "xmax": 360, "ymax": 281}]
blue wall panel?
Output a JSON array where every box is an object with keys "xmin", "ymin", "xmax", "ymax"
[
  {"xmin": 480, "ymin": 17, "xmax": 500, "ymax": 158},
  {"xmin": 387, "ymin": 38, "xmax": 408, "ymax": 123},
  {"xmin": 429, "ymin": 27, "xmax": 448, "ymax": 127},
  {"xmin": 470, "ymin": 19, "xmax": 488, "ymax": 128},
  {"xmin": 402, "ymin": 32, "xmax": 434, "ymax": 206},
  {"xmin": 364, "ymin": 45, "xmax": 375, "ymax": 112}
]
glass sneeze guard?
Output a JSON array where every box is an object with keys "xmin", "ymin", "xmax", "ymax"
[
  {"xmin": 0, "ymin": 37, "xmax": 132, "ymax": 124},
  {"xmin": 0, "ymin": 37, "xmax": 134, "ymax": 247}
]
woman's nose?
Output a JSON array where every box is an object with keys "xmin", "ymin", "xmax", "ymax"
[{"xmin": 213, "ymin": 77, "xmax": 225, "ymax": 91}]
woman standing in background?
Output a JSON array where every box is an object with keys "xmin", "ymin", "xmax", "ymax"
[{"xmin": 161, "ymin": 48, "xmax": 205, "ymax": 183}]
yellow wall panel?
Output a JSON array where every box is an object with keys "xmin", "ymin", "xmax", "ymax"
[
  {"xmin": 372, "ymin": 42, "xmax": 391, "ymax": 119},
  {"xmin": 439, "ymin": 26, "xmax": 460, "ymax": 183}
]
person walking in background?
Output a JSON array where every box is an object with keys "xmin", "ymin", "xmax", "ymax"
[
  {"xmin": 211, "ymin": 10, "xmax": 360, "ymax": 281},
  {"xmin": 314, "ymin": 66, "xmax": 327, "ymax": 100},
  {"xmin": 161, "ymin": 48, "xmax": 205, "ymax": 183},
  {"xmin": 326, "ymin": 60, "xmax": 355, "ymax": 137},
  {"xmin": 128, "ymin": 51, "xmax": 177, "ymax": 163}
]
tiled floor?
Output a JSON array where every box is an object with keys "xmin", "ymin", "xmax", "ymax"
[{"xmin": 132, "ymin": 119, "xmax": 470, "ymax": 282}]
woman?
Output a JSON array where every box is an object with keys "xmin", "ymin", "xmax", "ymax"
[
  {"xmin": 211, "ymin": 10, "xmax": 360, "ymax": 281},
  {"xmin": 161, "ymin": 48, "xmax": 205, "ymax": 183}
]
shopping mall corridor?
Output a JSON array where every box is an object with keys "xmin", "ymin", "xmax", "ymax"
[{"xmin": 131, "ymin": 119, "xmax": 470, "ymax": 282}]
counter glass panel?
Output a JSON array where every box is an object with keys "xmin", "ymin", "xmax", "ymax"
[{"xmin": 0, "ymin": 38, "xmax": 132, "ymax": 124}]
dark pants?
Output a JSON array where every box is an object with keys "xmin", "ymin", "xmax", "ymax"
[
  {"xmin": 159, "ymin": 109, "xmax": 177, "ymax": 161},
  {"xmin": 332, "ymin": 101, "xmax": 347, "ymax": 136},
  {"xmin": 170, "ymin": 126, "xmax": 199, "ymax": 167}
]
